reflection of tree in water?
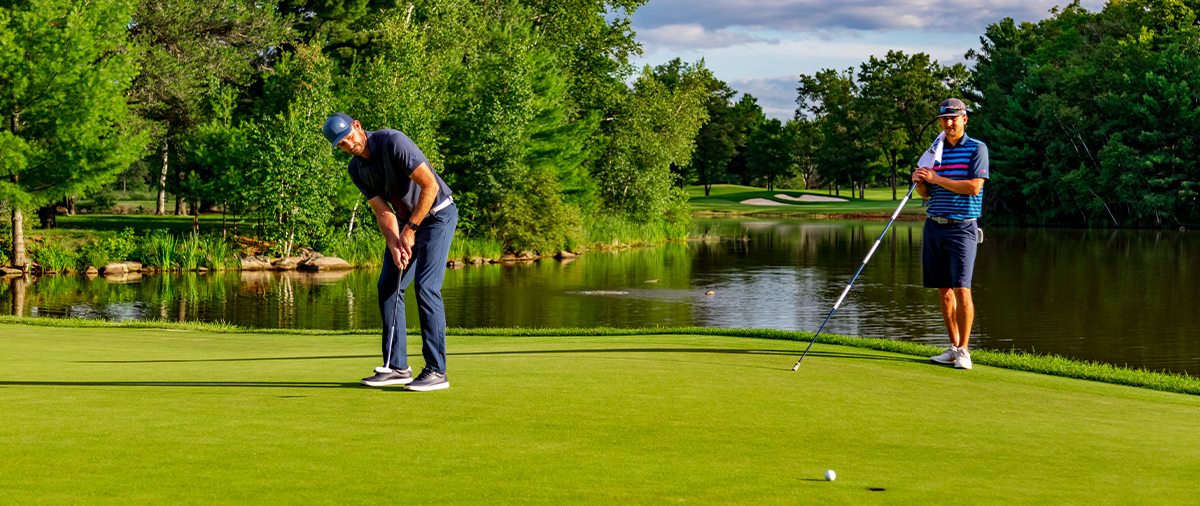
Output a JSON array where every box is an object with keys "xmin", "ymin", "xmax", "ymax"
[
  {"xmin": 278, "ymin": 273, "xmax": 294, "ymax": 328},
  {"xmin": 9, "ymin": 275, "xmax": 27, "ymax": 317}
]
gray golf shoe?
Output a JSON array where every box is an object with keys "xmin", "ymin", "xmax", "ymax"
[
  {"xmin": 361, "ymin": 366, "xmax": 413, "ymax": 387},
  {"xmin": 405, "ymin": 368, "xmax": 449, "ymax": 391}
]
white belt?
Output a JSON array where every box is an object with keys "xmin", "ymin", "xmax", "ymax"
[{"xmin": 431, "ymin": 196, "xmax": 453, "ymax": 215}]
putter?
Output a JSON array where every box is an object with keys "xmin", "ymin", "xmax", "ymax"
[
  {"xmin": 792, "ymin": 181, "xmax": 920, "ymax": 370},
  {"xmin": 383, "ymin": 253, "xmax": 405, "ymax": 370}
]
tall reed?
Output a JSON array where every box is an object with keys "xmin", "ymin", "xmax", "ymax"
[
  {"xmin": 327, "ymin": 230, "xmax": 385, "ymax": 267},
  {"xmin": 201, "ymin": 235, "xmax": 233, "ymax": 270},
  {"xmin": 142, "ymin": 231, "xmax": 177, "ymax": 270},
  {"xmin": 447, "ymin": 234, "xmax": 505, "ymax": 260},
  {"xmin": 581, "ymin": 214, "xmax": 668, "ymax": 248},
  {"xmin": 176, "ymin": 233, "xmax": 203, "ymax": 271}
]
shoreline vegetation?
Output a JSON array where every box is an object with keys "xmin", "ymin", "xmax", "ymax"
[
  {"xmin": 0, "ymin": 219, "xmax": 700, "ymax": 277},
  {"xmin": 2, "ymin": 316, "xmax": 1195, "ymax": 397},
  {"xmin": 0, "ymin": 205, "xmax": 695, "ymax": 275}
]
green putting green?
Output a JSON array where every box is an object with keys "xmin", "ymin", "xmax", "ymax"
[{"xmin": 2, "ymin": 323, "xmax": 1198, "ymax": 504}]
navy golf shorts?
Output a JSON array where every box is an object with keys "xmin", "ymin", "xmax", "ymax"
[{"xmin": 921, "ymin": 218, "xmax": 979, "ymax": 289}]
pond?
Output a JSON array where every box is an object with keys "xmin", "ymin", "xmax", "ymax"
[{"xmin": 3, "ymin": 218, "xmax": 1197, "ymax": 374}]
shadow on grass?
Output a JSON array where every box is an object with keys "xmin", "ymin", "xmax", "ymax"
[
  {"xmin": 74, "ymin": 349, "xmax": 923, "ymax": 366},
  {"xmin": 13, "ymin": 350, "xmax": 922, "ymax": 389},
  {"xmin": 80, "ymin": 354, "xmax": 375, "ymax": 364},
  {"xmin": 450, "ymin": 348, "xmax": 923, "ymax": 364},
  {"xmin": 0, "ymin": 381, "xmax": 362, "ymax": 389}
]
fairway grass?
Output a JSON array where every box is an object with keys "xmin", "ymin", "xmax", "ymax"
[
  {"xmin": 2, "ymin": 323, "xmax": 1198, "ymax": 504},
  {"xmin": 688, "ymin": 184, "xmax": 926, "ymax": 217}
]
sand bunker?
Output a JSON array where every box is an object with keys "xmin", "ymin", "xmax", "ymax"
[
  {"xmin": 739, "ymin": 198, "xmax": 793, "ymax": 206},
  {"xmin": 774, "ymin": 193, "xmax": 848, "ymax": 203}
]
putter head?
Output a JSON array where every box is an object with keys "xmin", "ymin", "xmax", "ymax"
[{"xmin": 792, "ymin": 362, "xmax": 801, "ymax": 371}]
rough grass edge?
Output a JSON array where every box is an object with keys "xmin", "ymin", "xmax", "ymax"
[{"xmin": 2, "ymin": 316, "xmax": 1195, "ymax": 396}]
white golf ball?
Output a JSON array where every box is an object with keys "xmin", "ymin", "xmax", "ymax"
[{"xmin": 825, "ymin": 470, "xmax": 836, "ymax": 481}]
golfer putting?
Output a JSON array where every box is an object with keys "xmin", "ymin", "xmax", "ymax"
[
  {"xmin": 913, "ymin": 99, "xmax": 989, "ymax": 370},
  {"xmin": 322, "ymin": 113, "xmax": 457, "ymax": 391}
]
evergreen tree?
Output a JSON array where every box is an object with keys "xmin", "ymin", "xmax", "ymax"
[
  {"xmin": 723, "ymin": 94, "xmax": 766, "ymax": 186},
  {"xmin": 798, "ymin": 68, "xmax": 883, "ymax": 197},
  {"xmin": 970, "ymin": 0, "xmax": 1200, "ymax": 226},
  {"xmin": 745, "ymin": 119, "xmax": 792, "ymax": 191},
  {"xmin": 785, "ymin": 118, "xmax": 822, "ymax": 189}
]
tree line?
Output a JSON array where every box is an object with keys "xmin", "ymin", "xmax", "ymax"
[
  {"xmin": 675, "ymin": 52, "xmax": 967, "ymax": 202},
  {"xmin": 1, "ymin": 0, "xmax": 709, "ymax": 269},
  {"xmin": 676, "ymin": 0, "xmax": 1199, "ymax": 227},
  {"xmin": 4, "ymin": 0, "xmax": 1199, "ymax": 271}
]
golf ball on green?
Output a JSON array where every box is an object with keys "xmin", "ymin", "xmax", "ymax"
[{"xmin": 825, "ymin": 470, "xmax": 836, "ymax": 481}]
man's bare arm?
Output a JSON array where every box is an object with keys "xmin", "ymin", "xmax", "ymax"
[
  {"xmin": 405, "ymin": 162, "xmax": 440, "ymax": 227},
  {"xmin": 393, "ymin": 162, "xmax": 441, "ymax": 267},
  {"xmin": 367, "ymin": 196, "xmax": 405, "ymax": 267},
  {"xmin": 935, "ymin": 176, "xmax": 985, "ymax": 196},
  {"xmin": 913, "ymin": 168, "xmax": 984, "ymax": 196}
]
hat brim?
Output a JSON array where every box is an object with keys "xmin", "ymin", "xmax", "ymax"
[
  {"xmin": 937, "ymin": 111, "xmax": 967, "ymax": 118},
  {"xmin": 330, "ymin": 130, "xmax": 350, "ymax": 151}
]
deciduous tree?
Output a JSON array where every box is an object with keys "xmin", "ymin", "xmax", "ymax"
[
  {"xmin": 128, "ymin": 0, "xmax": 292, "ymax": 215},
  {"xmin": 0, "ymin": 0, "xmax": 147, "ymax": 269}
]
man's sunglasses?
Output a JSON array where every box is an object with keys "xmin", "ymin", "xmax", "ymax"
[{"xmin": 939, "ymin": 107, "xmax": 965, "ymax": 115}]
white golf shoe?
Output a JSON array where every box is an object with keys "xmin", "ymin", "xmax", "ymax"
[
  {"xmin": 930, "ymin": 346, "xmax": 959, "ymax": 364},
  {"xmin": 954, "ymin": 349, "xmax": 973, "ymax": 369}
]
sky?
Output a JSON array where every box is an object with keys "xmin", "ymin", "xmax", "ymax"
[{"xmin": 627, "ymin": 0, "xmax": 1107, "ymax": 120}]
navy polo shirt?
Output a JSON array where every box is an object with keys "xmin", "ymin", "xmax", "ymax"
[{"xmin": 347, "ymin": 130, "xmax": 452, "ymax": 217}]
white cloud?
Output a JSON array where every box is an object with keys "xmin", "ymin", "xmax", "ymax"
[
  {"xmin": 632, "ymin": 29, "xmax": 976, "ymax": 85},
  {"xmin": 633, "ymin": 0, "xmax": 1108, "ymax": 33},
  {"xmin": 729, "ymin": 76, "xmax": 799, "ymax": 121},
  {"xmin": 638, "ymin": 23, "xmax": 780, "ymax": 52},
  {"xmin": 626, "ymin": 0, "xmax": 1108, "ymax": 119}
]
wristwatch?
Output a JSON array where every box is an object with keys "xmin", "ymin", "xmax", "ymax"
[{"xmin": 404, "ymin": 221, "xmax": 420, "ymax": 231}]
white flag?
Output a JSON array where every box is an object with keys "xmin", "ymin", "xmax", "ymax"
[{"xmin": 917, "ymin": 131, "xmax": 946, "ymax": 168}]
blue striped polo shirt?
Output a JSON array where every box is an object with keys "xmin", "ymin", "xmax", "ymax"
[{"xmin": 927, "ymin": 134, "xmax": 989, "ymax": 220}]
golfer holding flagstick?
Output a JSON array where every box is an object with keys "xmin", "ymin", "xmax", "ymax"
[
  {"xmin": 913, "ymin": 98, "xmax": 989, "ymax": 370},
  {"xmin": 323, "ymin": 113, "xmax": 458, "ymax": 391}
]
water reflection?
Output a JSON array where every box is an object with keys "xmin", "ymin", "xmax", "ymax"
[{"xmin": 3, "ymin": 219, "xmax": 1197, "ymax": 374}]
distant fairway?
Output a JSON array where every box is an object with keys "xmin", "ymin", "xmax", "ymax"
[
  {"xmin": 2, "ymin": 323, "xmax": 1198, "ymax": 504},
  {"xmin": 688, "ymin": 184, "xmax": 927, "ymax": 216}
]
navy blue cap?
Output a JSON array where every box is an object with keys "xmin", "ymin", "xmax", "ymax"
[
  {"xmin": 322, "ymin": 113, "xmax": 355, "ymax": 150},
  {"xmin": 937, "ymin": 98, "xmax": 967, "ymax": 118}
]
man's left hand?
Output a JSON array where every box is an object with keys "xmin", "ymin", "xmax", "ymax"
[{"xmin": 399, "ymin": 227, "xmax": 416, "ymax": 269}]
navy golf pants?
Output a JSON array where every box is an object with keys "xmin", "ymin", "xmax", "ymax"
[{"xmin": 378, "ymin": 203, "xmax": 457, "ymax": 373}]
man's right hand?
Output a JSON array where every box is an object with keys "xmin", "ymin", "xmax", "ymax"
[
  {"xmin": 388, "ymin": 239, "xmax": 408, "ymax": 269},
  {"xmin": 912, "ymin": 167, "xmax": 935, "ymax": 183}
]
